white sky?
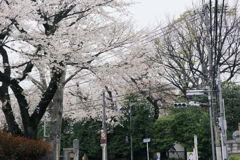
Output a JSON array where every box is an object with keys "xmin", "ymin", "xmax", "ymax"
[
  {"xmin": 127, "ymin": 0, "xmax": 237, "ymax": 27},
  {"xmin": 127, "ymin": 0, "xmax": 201, "ymax": 27}
]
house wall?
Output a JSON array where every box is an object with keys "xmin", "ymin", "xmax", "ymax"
[
  {"xmin": 227, "ymin": 140, "xmax": 240, "ymax": 157},
  {"xmin": 168, "ymin": 142, "xmax": 185, "ymax": 159},
  {"xmin": 167, "ymin": 139, "xmax": 240, "ymax": 159}
]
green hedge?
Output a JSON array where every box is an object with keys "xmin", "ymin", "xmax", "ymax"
[{"xmin": 229, "ymin": 155, "xmax": 240, "ymax": 160}]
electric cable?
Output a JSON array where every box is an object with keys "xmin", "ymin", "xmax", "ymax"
[{"xmin": 63, "ymin": 84, "xmax": 177, "ymax": 113}]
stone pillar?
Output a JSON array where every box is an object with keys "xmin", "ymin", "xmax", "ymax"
[
  {"xmin": 73, "ymin": 139, "xmax": 79, "ymax": 160},
  {"xmin": 63, "ymin": 148, "xmax": 73, "ymax": 160}
]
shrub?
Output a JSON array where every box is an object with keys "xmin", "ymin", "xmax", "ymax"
[
  {"xmin": 0, "ymin": 129, "xmax": 51, "ymax": 160},
  {"xmin": 229, "ymin": 155, "xmax": 240, "ymax": 160}
]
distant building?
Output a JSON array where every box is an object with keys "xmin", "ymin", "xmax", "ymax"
[{"xmin": 168, "ymin": 142, "xmax": 185, "ymax": 159}]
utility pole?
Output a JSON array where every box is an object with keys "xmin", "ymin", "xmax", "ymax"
[
  {"xmin": 212, "ymin": 1, "xmax": 222, "ymax": 159},
  {"xmin": 147, "ymin": 142, "xmax": 149, "ymax": 160},
  {"xmin": 218, "ymin": 66, "xmax": 228, "ymax": 160},
  {"xmin": 194, "ymin": 135, "xmax": 198, "ymax": 160},
  {"xmin": 208, "ymin": 86, "xmax": 216, "ymax": 160},
  {"xmin": 130, "ymin": 103, "xmax": 133, "ymax": 160},
  {"xmin": 202, "ymin": 3, "xmax": 215, "ymax": 158},
  {"xmin": 203, "ymin": 1, "xmax": 218, "ymax": 159},
  {"xmin": 205, "ymin": 0, "xmax": 222, "ymax": 159},
  {"xmin": 102, "ymin": 89, "xmax": 108, "ymax": 160},
  {"xmin": 222, "ymin": 99, "xmax": 228, "ymax": 159},
  {"xmin": 204, "ymin": 3, "xmax": 215, "ymax": 159}
]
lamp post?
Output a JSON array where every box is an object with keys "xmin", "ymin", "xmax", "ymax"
[
  {"xmin": 207, "ymin": 86, "xmax": 216, "ymax": 160},
  {"xmin": 102, "ymin": 89, "xmax": 107, "ymax": 160},
  {"xmin": 186, "ymin": 89, "xmax": 215, "ymax": 160},
  {"xmin": 130, "ymin": 103, "xmax": 133, "ymax": 160},
  {"xmin": 217, "ymin": 66, "xmax": 228, "ymax": 160}
]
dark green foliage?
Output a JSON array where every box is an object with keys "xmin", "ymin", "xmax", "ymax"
[
  {"xmin": 37, "ymin": 117, "xmax": 102, "ymax": 159},
  {"xmin": 175, "ymin": 106, "xmax": 212, "ymax": 158},
  {"xmin": 71, "ymin": 117, "xmax": 102, "ymax": 159},
  {"xmin": 154, "ymin": 105, "xmax": 212, "ymax": 160},
  {"xmin": 37, "ymin": 121, "xmax": 51, "ymax": 141},
  {"xmin": 108, "ymin": 124, "xmax": 130, "ymax": 159},
  {"xmin": 229, "ymin": 154, "xmax": 240, "ymax": 160},
  {"xmin": 35, "ymin": 82, "xmax": 240, "ymax": 159},
  {"xmin": 57, "ymin": 96, "xmax": 155, "ymax": 160},
  {"xmin": 108, "ymin": 95, "xmax": 155, "ymax": 159},
  {"xmin": 37, "ymin": 117, "xmax": 73, "ymax": 155},
  {"xmin": 131, "ymin": 99, "xmax": 155, "ymax": 153},
  {"xmin": 61, "ymin": 117, "xmax": 74, "ymax": 155},
  {"xmin": 153, "ymin": 116, "xmax": 175, "ymax": 153},
  {"xmin": 222, "ymin": 82, "xmax": 240, "ymax": 139},
  {"xmin": 196, "ymin": 112, "xmax": 212, "ymax": 159}
]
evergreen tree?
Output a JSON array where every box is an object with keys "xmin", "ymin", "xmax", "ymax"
[
  {"xmin": 108, "ymin": 95, "xmax": 155, "ymax": 160},
  {"xmin": 222, "ymin": 82, "xmax": 240, "ymax": 138},
  {"xmin": 153, "ymin": 105, "xmax": 212, "ymax": 160},
  {"xmin": 71, "ymin": 117, "xmax": 102, "ymax": 159}
]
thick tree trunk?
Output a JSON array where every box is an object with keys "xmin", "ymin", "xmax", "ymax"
[
  {"xmin": 146, "ymin": 97, "xmax": 159, "ymax": 120},
  {"xmin": 49, "ymin": 70, "xmax": 66, "ymax": 160},
  {"xmin": 1, "ymin": 42, "xmax": 64, "ymax": 139},
  {"xmin": 1, "ymin": 92, "xmax": 23, "ymax": 136},
  {"xmin": 0, "ymin": 45, "xmax": 22, "ymax": 135},
  {"xmin": 153, "ymin": 100, "xmax": 159, "ymax": 120}
]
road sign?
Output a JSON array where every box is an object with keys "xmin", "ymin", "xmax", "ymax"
[
  {"xmin": 143, "ymin": 138, "xmax": 151, "ymax": 160},
  {"xmin": 56, "ymin": 135, "xmax": 59, "ymax": 144},
  {"xmin": 157, "ymin": 152, "xmax": 161, "ymax": 160},
  {"xmin": 189, "ymin": 101, "xmax": 200, "ymax": 107},
  {"xmin": 101, "ymin": 138, "xmax": 106, "ymax": 144},
  {"xmin": 187, "ymin": 152, "xmax": 194, "ymax": 160},
  {"xmin": 101, "ymin": 131, "xmax": 106, "ymax": 138},
  {"xmin": 100, "ymin": 144, "xmax": 106, "ymax": 146},
  {"xmin": 186, "ymin": 90, "xmax": 204, "ymax": 96},
  {"xmin": 143, "ymin": 138, "xmax": 151, "ymax": 143}
]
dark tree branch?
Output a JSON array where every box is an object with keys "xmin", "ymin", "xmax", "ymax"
[
  {"xmin": 30, "ymin": 62, "xmax": 64, "ymax": 126},
  {"xmin": 0, "ymin": 45, "xmax": 22, "ymax": 135}
]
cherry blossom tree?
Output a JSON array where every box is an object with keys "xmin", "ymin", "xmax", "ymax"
[
  {"xmin": 67, "ymin": 42, "xmax": 178, "ymax": 121},
  {"xmin": 0, "ymin": 0, "xmax": 141, "ymax": 137},
  {"xmin": 0, "ymin": 0, "xmax": 148, "ymax": 159}
]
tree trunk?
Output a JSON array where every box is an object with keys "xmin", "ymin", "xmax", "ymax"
[
  {"xmin": 49, "ymin": 70, "xmax": 66, "ymax": 160},
  {"xmin": 1, "ymin": 91, "xmax": 23, "ymax": 136},
  {"xmin": 146, "ymin": 97, "xmax": 159, "ymax": 120}
]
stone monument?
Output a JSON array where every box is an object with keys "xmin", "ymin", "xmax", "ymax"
[{"xmin": 73, "ymin": 139, "xmax": 79, "ymax": 160}]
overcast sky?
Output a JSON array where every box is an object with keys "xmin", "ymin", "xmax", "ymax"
[
  {"xmin": 127, "ymin": 0, "xmax": 237, "ymax": 27},
  {"xmin": 127, "ymin": 0, "xmax": 200, "ymax": 27}
]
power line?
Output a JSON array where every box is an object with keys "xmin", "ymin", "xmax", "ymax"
[
  {"xmin": 65, "ymin": 80, "xmax": 92, "ymax": 88},
  {"xmin": 63, "ymin": 85, "xmax": 176, "ymax": 113},
  {"xmin": 140, "ymin": 7, "xmax": 240, "ymax": 45}
]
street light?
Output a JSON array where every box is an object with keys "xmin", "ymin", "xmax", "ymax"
[{"xmin": 186, "ymin": 88, "xmax": 215, "ymax": 160}]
